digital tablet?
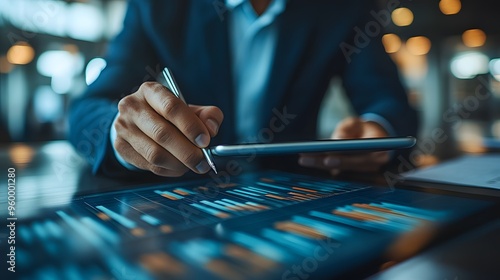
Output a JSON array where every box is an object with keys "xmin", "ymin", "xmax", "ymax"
[{"xmin": 210, "ymin": 136, "xmax": 416, "ymax": 157}]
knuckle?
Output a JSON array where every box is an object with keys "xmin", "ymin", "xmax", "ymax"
[
  {"xmin": 144, "ymin": 146, "xmax": 163, "ymax": 166},
  {"xmin": 161, "ymin": 96, "xmax": 182, "ymax": 118},
  {"xmin": 183, "ymin": 121, "xmax": 202, "ymax": 138},
  {"xmin": 151, "ymin": 124, "xmax": 172, "ymax": 144}
]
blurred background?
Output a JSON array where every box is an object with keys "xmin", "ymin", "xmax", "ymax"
[{"xmin": 0, "ymin": 0, "xmax": 499, "ymax": 166}]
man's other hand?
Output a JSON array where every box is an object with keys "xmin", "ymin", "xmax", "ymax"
[{"xmin": 298, "ymin": 117, "xmax": 390, "ymax": 175}]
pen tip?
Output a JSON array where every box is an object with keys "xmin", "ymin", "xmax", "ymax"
[{"xmin": 210, "ymin": 163, "xmax": 218, "ymax": 174}]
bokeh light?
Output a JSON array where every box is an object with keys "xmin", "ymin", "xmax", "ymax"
[
  {"xmin": 391, "ymin": 8, "xmax": 414, "ymax": 27},
  {"xmin": 406, "ymin": 36, "xmax": 432, "ymax": 56},
  {"xmin": 6, "ymin": 42, "xmax": 35, "ymax": 65},
  {"xmin": 382, "ymin": 34, "xmax": 402, "ymax": 54},
  {"xmin": 439, "ymin": 0, "xmax": 461, "ymax": 15},
  {"xmin": 462, "ymin": 29, "xmax": 487, "ymax": 48},
  {"xmin": 450, "ymin": 52, "xmax": 489, "ymax": 79},
  {"xmin": 85, "ymin": 58, "xmax": 107, "ymax": 85},
  {"xmin": 489, "ymin": 58, "xmax": 500, "ymax": 81}
]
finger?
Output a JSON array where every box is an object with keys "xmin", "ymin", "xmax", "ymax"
[
  {"xmin": 114, "ymin": 116, "xmax": 190, "ymax": 172},
  {"xmin": 114, "ymin": 137, "xmax": 186, "ymax": 177},
  {"xmin": 140, "ymin": 82, "xmax": 212, "ymax": 148},
  {"xmin": 189, "ymin": 105, "xmax": 224, "ymax": 137},
  {"xmin": 115, "ymin": 109, "xmax": 210, "ymax": 174},
  {"xmin": 298, "ymin": 151, "xmax": 389, "ymax": 172},
  {"xmin": 126, "ymin": 110, "xmax": 210, "ymax": 174},
  {"xmin": 333, "ymin": 117, "xmax": 363, "ymax": 139}
]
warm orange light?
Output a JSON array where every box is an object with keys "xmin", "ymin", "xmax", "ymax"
[
  {"xmin": 382, "ymin": 34, "xmax": 402, "ymax": 53},
  {"xmin": 462, "ymin": 29, "xmax": 486, "ymax": 48},
  {"xmin": 406, "ymin": 36, "xmax": 431, "ymax": 56},
  {"xmin": 391, "ymin": 8, "xmax": 414, "ymax": 27},
  {"xmin": 439, "ymin": 0, "xmax": 461, "ymax": 15},
  {"xmin": 0, "ymin": 56, "xmax": 14, "ymax": 74},
  {"xmin": 6, "ymin": 42, "xmax": 35, "ymax": 65}
]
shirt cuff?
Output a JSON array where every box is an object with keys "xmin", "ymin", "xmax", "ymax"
[
  {"xmin": 110, "ymin": 113, "xmax": 141, "ymax": 171},
  {"xmin": 360, "ymin": 113, "xmax": 396, "ymax": 137}
]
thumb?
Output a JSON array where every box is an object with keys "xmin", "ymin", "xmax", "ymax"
[
  {"xmin": 332, "ymin": 117, "xmax": 363, "ymax": 139},
  {"xmin": 189, "ymin": 105, "xmax": 224, "ymax": 137}
]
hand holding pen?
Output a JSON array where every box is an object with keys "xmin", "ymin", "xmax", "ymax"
[{"xmin": 112, "ymin": 68, "xmax": 223, "ymax": 177}]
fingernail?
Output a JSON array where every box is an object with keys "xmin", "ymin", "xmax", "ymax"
[
  {"xmin": 206, "ymin": 119, "xmax": 219, "ymax": 135},
  {"xmin": 196, "ymin": 160, "xmax": 210, "ymax": 173},
  {"xmin": 195, "ymin": 134, "xmax": 210, "ymax": 148},
  {"xmin": 299, "ymin": 157, "xmax": 315, "ymax": 166},
  {"xmin": 324, "ymin": 157, "xmax": 340, "ymax": 168}
]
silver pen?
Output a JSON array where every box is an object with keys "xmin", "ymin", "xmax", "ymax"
[{"xmin": 161, "ymin": 67, "xmax": 218, "ymax": 174}]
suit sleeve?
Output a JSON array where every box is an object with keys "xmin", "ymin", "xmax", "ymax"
[
  {"xmin": 68, "ymin": 0, "xmax": 158, "ymax": 177},
  {"xmin": 341, "ymin": 7, "xmax": 418, "ymax": 138}
]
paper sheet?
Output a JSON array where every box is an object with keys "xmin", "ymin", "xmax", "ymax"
[{"xmin": 402, "ymin": 154, "xmax": 500, "ymax": 190}]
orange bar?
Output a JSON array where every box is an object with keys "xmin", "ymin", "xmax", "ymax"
[
  {"xmin": 216, "ymin": 183, "xmax": 238, "ymax": 188},
  {"xmin": 225, "ymin": 245, "xmax": 276, "ymax": 270},
  {"xmin": 161, "ymin": 194, "xmax": 178, "ymax": 200},
  {"xmin": 265, "ymin": 194, "xmax": 286, "ymax": 200},
  {"xmin": 131, "ymin": 227, "xmax": 146, "ymax": 237},
  {"xmin": 352, "ymin": 203, "xmax": 413, "ymax": 218},
  {"xmin": 333, "ymin": 210, "xmax": 386, "ymax": 222},
  {"xmin": 215, "ymin": 212, "xmax": 231, "ymax": 219},
  {"xmin": 173, "ymin": 189, "xmax": 189, "ymax": 196},
  {"xmin": 140, "ymin": 252, "xmax": 184, "ymax": 276},
  {"xmin": 292, "ymin": 186, "xmax": 318, "ymax": 193},
  {"xmin": 289, "ymin": 192, "xmax": 312, "ymax": 199},
  {"xmin": 275, "ymin": 221, "xmax": 326, "ymax": 239},
  {"xmin": 205, "ymin": 260, "xmax": 242, "ymax": 280},
  {"xmin": 96, "ymin": 212, "xmax": 110, "ymax": 221},
  {"xmin": 159, "ymin": 225, "xmax": 172, "ymax": 233},
  {"xmin": 260, "ymin": 177, "xmax": 275, "ymax": 182}
]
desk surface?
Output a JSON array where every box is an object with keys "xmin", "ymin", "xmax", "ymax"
[{"xmin": 1, "ymin": 141, "xmax": 499, "ymax": 279}]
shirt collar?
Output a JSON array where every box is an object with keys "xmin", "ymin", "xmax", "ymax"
[{"xmin": 226, "ymin": 0, "xmax": 287, "ymax": 11}]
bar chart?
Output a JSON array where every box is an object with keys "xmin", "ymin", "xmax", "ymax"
[{"xmin": 5, "ymin": 171, "xmax": 492, "ymax": 280}]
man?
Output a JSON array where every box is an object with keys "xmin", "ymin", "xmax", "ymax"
[{"xmin": 69, "ymin": 0, "xmax": 418, "ymax": 178}]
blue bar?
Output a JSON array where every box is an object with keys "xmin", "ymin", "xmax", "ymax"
[
  {"xmin": 154, "ymin": 190, "xmax": 184, "ymax": 200},
  {"xmin": 96, "ymin": 206, "xmax": 136, "ymax": 229},
  {"xmin": 44, "ymin": 220, "xmax": 64, "ymax": 239},
  {"xmin": 141, "ymin": 214, "xmax": 161, "ymax": 226},
  {"xmin": 231, "ymin": 232, "xmax": 288, "ymax": 262},
  {"xmin": 232, "ymin": 189, "xmax": 261, "ymax": 196},
  {"xmin": 81, "ymin": 217, "xmax": 119, "ymax": 245},
  {"xmin": 256, "ymin": 182, "xmax": 290, "ymax": 191},
  {"xmin": 227, "ymin": 190, "xmax": 265, "ymax": 201},
  {"xmin": 244, "ymin": 186, "xmax": 279, "ymax": 194},
  {"xmin": 201, "ymin": 200, "xmax": 235, "ymax": 212},
  {"xmin": 190, "ymin": 203, "xmax": 223, "ymax": 217},
  {"xmin": 292, "ymin": 215, "xmax": 351, "ymax": 237},
  {"xmin": 379, "ymin": 202, "xmax": 445, "ymax": 219},
  {"xmin": 261, "ymin": 228, "xmax": 316, "ymax": 255},
  {"xmin": 18, "ymin": 225, "xmax": 33, "ymax": 244}
]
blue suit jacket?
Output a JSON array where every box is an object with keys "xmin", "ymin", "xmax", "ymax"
[{"xmin": 69, "ymin": 0, "xmax": 418, "ymax": 177}]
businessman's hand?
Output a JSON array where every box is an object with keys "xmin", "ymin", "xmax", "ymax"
[
  {"xmin": 298, "ymin": 117, "xmax": 390, "ymax": 175},
  {"xmin": 113, "ymin": 82, "xmax": 223, "ymax": 177}
]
